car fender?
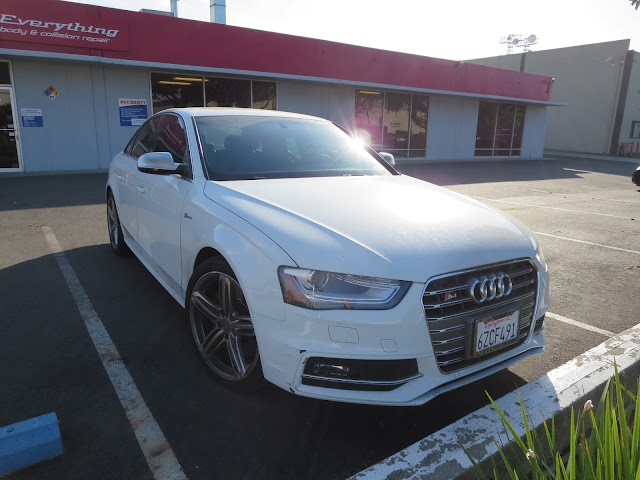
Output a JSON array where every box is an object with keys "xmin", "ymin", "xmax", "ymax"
[{"xmin": 180, "ymin": 181, "xmax": 296, "ymax": 322}]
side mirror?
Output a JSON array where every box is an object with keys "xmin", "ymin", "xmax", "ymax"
[
  {"xmin": 138, "ymin": 152, "xmax": 185, "ymax": 175},
  {"xmin": 378, "ymin": 152, "xmax": 395, "ymax": 166}
]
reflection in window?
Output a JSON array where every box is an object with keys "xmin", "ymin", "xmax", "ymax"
[
  {"xmin": 151, "ymin": 73, "xmax": 204, "ymax": 114},
  {"xmin": 474, "ymin": 101, "xmax": 525, "ymax": 157},
  {"xmin": 0, "ymin": 62, "xmax": 11, "ymax": 85},
  {"xmin": 154, "ymin": 115, "xmax": 189, "ymax": 164},
  {"xmin": 205, "ymin": 77, "xmax": 250, "ymax": 108},
  {"xmin": 383, "ymin": 93, "xmax": 410, "ymax": 159},
  {"xmin": 355, "ymin": 91, "xmax": 383, "ymax": 148},
  {"xmin": 253, "ymin": 82, "xmax": 277, "ymax": 110},
  {"xmin": 410, "ymin": 96, "xmax": 429, "ymax": 158},
  {"xmin": 355, "ymin": 90, "xmax": 429, "ymax": 159},
  {"xmin": 151, "ymin": 73, "xmax": 276, "ymax": 113},
  {"xmin": 631, "ymin": 121, "xmax": 640, "ymax": 139}
]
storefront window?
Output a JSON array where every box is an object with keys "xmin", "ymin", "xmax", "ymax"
[
  {"xmin": 151, "ymin": 73, "xmax": 204, "ymax": 114},
  {"xmin": 252, "ymin": 81, "xmax": 277, "ymax": 110},
  {"xmin": 383, "ymin": 93, "xmax": 410, "ymax": 159},
  {"xmin": 0, "ymin": 63, "xmax": 11, "ymax": 85},
  {"xmin": 409, "ymin": 95, "xmax": 429, "ymax": 158},
  {"xmin": 475, "ymin": 101, "xmax": 525, "ymax": 157},
  {"xmin": 355, "ymin": 90, "xmax": 429, "ymax": 158},
  {"xmin": 355, "ymin": 91, "xmax": 384, "ymax": 149},
  {"xmin": 205, "ymin": 77, "xmax": 250, "ymax": 108},
  {"xmin": 151, "ymin": 73, "xmax": 276, "ymax": 113}
]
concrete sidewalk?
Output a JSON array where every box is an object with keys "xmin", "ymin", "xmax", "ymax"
[{"xmin": 351, "ymin": 321, "xmax": 640, "ymax": 480}]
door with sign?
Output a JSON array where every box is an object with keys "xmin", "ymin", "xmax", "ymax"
[{"xmin": 0, "ymin": 87, "xmax": 21, "ymax": 171}]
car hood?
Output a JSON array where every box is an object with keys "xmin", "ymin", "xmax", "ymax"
[{"xmin": 204, "ymin": 175, "xmax": 538, "ymax": 282}]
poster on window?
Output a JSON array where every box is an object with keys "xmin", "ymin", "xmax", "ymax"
[{"xmin": 119, "ymin": 98, "xmax": 148, "ymax": 127}]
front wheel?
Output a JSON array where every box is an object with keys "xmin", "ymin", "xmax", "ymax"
[
  {"xmin": 107, "ymin": 194, "xmax": 129, "ymax": 256},
  {"xmin": 187, "ymin": 257, "xmax": 264, "ymax": 390}
]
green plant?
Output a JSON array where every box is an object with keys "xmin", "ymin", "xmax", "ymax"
[{"xmin": 467, "ymin": 363, "xmax": 640, "ymax": 479}]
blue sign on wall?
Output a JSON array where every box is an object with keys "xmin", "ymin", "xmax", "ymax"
[
  {"xmin": 119, "ymin": 98, "xmax": 148, "ymax": 127},
  {"xmin": 21, "ymin": 108, "xmax": 43, "ymax": 127}
]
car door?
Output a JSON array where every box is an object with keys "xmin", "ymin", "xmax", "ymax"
[
  {"xmin": 135, "ymin": 113, "xmax": 193, "ymax": 297},
  {"xmin": 113, "ymin": 117, "xmax": 161, "ymax": 244}
]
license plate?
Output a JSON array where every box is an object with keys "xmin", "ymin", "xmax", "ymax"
[{"xmin": 473, "ymin": 310, "xmax": 520, "ymax": 357}]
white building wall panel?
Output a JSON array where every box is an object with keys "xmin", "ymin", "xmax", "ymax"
[
  {"xmin": 11, "ymin": 60, "xmax": 151, "ymax": 172},
  {"xmin": 521, "ymin": 105, "xmax": 547, "ymax": 158},
  {"xmin": 470, "ymin": 40, "xmax": 630, "ymax": 154},
  {"xmin": 619, "ymin": 51, "xmax": 640, "ymax": 148},
  {"xmin": 12, "ymin": 59, "xmax": 99, "ymax": 172},
  {"xmin": 277, "ymin": 81, "xmax": 355, "ymax": 128},
  {"xmin": 426, "ymin": 96, "xmax": 478, "ymax": 160}
]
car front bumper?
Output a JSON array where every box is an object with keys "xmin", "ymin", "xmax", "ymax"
[{"xmin": 252, "ymin": 282, "xmax": 546, "ymax": 406}]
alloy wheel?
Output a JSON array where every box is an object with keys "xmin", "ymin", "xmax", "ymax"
[
  {"xmin": 190, "ymin": 271, "xmax": 259, "ymax": 381},
  {"xmin": 107, "ymin": 196, "xmax": 120, "ymax": 249}
]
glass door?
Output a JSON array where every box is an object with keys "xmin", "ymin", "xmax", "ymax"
[{"xmin": 0, "ymin": 87, "xmax": 21, "ymax": 170}]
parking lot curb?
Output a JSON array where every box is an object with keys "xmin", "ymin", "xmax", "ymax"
[
  {"xmin": 0, "ymin": 412, "xmax": 63, "ymax": 475},
  {"xmin": 349, "ymin": 322, "xmax": 640, "ymax": 480}
]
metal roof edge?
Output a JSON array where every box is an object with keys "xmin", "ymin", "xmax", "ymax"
[{"xmin": 0, "ymin": 48, "xmax": 566, "ymax": 106}]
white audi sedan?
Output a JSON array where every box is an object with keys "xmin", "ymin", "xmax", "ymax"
[{"xmin": 106, "ymin": 108, "xmax": 549, "ymax": 406}]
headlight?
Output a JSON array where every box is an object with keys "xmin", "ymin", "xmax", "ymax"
[
  {"xmin": 535, "ymin": 245, "xmax": 548, "ymax": 272},
  {"xmin": 278, "ymin": 267, "xmax": 410, "ymax": 310}
]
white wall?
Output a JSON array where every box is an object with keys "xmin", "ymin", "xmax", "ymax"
[
  {"xmin": 470, "ymin": 40, "xmax": 631, "ymax": 154},
  {"xmin": 11, "ymin": 59, "xmax": 151, "ymax": 172},
  {"xmin": 619, "ymin": 51, "xmax": 640, "ymax": 147},
  {"xmin": 521, "ymin": 105, "xmax": 547, "ymax": 158},
  {"xmin": 277, "ymin": 81, "xmax": 355, "ymax": 128},
  {"xmin": 426, "ymin": 96, "xmax": 479, "ymax": 160}
]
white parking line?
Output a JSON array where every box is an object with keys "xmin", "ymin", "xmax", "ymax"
[
  {"xmin": 42, "ymin": 227, "xmax": 188, "ymax": 480},
  {"xmin": 546, "ymin": 312, "xmax": 615, "ymax": 337},
  {"xmin": 472, "ymin": 196, "xmax": 634, "ymax": 220},
  {"xmin": 534, "ymin": 232, "xmax": 640, "ymax": 255},
  {"xmin": 528, "ymin": 188, "xmax": 640, "ymax": 204}
]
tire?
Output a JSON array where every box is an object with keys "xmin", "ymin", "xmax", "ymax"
[
  {"xmin": 107, "ymin": 193, "xmax": 130, "ymax": 256},
  {"xmin": 186, "ymin": 257, "xmax": 265, "ymax": 391}
]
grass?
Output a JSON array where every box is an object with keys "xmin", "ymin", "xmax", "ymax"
[{"xmin": 466, "ymin": 363, "xmax": 640, "ymax": 480}]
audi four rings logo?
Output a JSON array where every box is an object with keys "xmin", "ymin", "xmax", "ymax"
[{"xmin": 469, "ymin": 273, "xmax": 513, "ymax": 304}]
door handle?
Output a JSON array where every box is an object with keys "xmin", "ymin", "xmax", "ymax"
[
  {"xmin": 116, "ymin": 174, "xmax": 124, "ymax": 182},
  {"xmin": 136, "ymin": 185, "xmax": 146, "ymax": 194}
]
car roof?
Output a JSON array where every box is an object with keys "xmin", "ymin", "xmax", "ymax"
[{"xmin": 164, "ymin": 107, "xmax": 330, "ymax": 123}]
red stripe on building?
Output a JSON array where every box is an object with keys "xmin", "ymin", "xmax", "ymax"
[{"xmin": 0, "ymin": 0, "xmax": 553, "ymax": 101}]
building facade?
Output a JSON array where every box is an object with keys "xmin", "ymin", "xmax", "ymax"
[
  {"xmin": 469, "ymin": 40, "xmax": 640, "ymax": 156},
  {"xmin": 0, "ymin": 0, "xmax": 558, "ymax": 174}
]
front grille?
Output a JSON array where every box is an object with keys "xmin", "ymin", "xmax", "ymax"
[{"xmin": 423, "ymin": 259, "xmax": 538, "ymax": 373}]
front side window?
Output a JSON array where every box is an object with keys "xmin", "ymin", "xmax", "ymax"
[
  {"xmin": 127, "ymin": 116, "xmax": 163, "ymax": 159},
  {"xmin": 153, "ymin": 114, "xmax": 190, "ymax": 165},
  {"xmin": 196, "ymin": 115, "xmax": 394, "ymax": 180},
  {"xmin": 475, "ymin": 101, "xmax": 525, "ymax": 157}
]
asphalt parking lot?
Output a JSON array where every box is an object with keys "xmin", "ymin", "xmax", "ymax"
[{"xmin": 1, "ymin": 157, "xmax": 639, "ymax": 480}]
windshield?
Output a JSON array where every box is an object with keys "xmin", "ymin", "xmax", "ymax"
[{"xmin": 195, "ymin": 115, "xmax": 395, "ymax": 180}]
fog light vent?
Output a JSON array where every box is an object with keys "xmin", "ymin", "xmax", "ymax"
[{"xmin": 301, "ymin": 357, "xmax": 421, "ymax": 391}]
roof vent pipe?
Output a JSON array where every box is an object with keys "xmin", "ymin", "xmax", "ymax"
[
  {"xmin": 210, "ymin": 0, "xmax": 227, "ymax": 24},
  {"xmin": 170, "ymin": 0, "xmax": 178, "ymax": 17}
]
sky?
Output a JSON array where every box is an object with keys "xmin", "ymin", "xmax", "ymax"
[{"xmin": 65, "ymin": 0, "xmax": 640, "ymax": 60}]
